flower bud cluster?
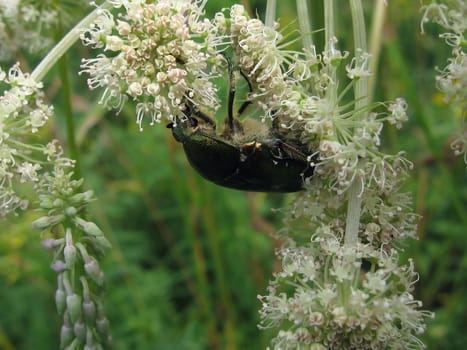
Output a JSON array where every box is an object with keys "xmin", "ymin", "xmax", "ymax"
[
  {"xmin": 80, "ymin": 0, "xmax": 224, "ymax": 130},
  {"xmin": 33, "ymin": 167, "xmax": 112, "ymax": 349}
]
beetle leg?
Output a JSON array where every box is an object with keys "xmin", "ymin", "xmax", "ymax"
[
  {"xmin": 273, "ymin": 140, "xmax": 308, "ymax": 161},
  {"xmin": 237, "ymin": 70, "xmax": 253, "ymax": 115},
  {"xmin": 185, "ymin": 102, "xmax": 216, "ymax": 128},
  {"xmin": 223, "ymin": 58, "xmax": 244, "ymax": 138}
]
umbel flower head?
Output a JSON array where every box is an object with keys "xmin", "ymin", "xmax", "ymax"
[
  {"xmin": 0, "ymin": 0, "xmax": 90, "ymax": 61},
  {"xmin": 80, "ymin": 0, "xmax": 224, "ymax": 130},
  {"xmin": 0, "ymin": 64, "xmax": 73, "ymax": 216}
]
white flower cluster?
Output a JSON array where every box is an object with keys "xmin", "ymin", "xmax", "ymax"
[
  {"xmin": 0, "ymin": 64, "xmax": 73, "ymax": 216},
  {"xmin": 257, "ymin": 177, "xmax": 433, "ymax": 349},
  {"xmin": 421, "ymin": 0, "xmax": 467, "ymax": 163},
  {"xmin": 80, "ymin": 0, "xmax": 224, "ymax": 130},
  {"xmin": 0, "ymin": 0, "xmax": 89, "ymax": 61},
  {"xmin": 222, "ymin": 5, "xmax": 432, "ymax": 349}
]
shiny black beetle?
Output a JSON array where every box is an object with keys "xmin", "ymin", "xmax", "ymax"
[{"xmin": 168, "ymin": 65, "xmax": 314, "ymax": 192}]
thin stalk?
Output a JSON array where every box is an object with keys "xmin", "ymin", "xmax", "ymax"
[
  {"xmin": 265, "ymin": 0, "xmax": 277, "ymax": 27},
  {"xmin": 296, "ymin": 0, "xmax": 313, "ymax": 49},
  {"xmin": 344, "ymin": 0, "xmax": 368, "ymax": 246},
  {"xmin": 56, "ymin": 11, "xmax": 81, "ymax": 178},
  {"xmin": 31, "ymin": 2, "xmax": 112, "ymax": 82},
  {"xmin": 344, "ymin": 175, "xmax": 363, "ymax": 246},
  {"xmin": 349, "ymin": 0, "xmax": 369, "ymax": 108},
  {"xmin": 368, "ymin": 0, "xmax": 387, "ymax": 103},
  {"xmin": 323, "ymin": 0, "xmax": 337, "ymax": 105}
]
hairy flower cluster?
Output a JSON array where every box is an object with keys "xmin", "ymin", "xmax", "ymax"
[
  {"xmin": 259, "ymin": 239, "xmax": 431, "ymax": 349},
  {"xmin": 257, "ymin": 177, "xmax": 432, "ymax": 349},
  {"xmin": 80, "ymin": 0, "xmax": 224, "ymax": 130},
  {"xmin": 0, "ymin": 64, "xmax": 67, "ymax": 216},
  {"xmin": 227, "ymin": 6, "xmax": 434, "ymax": 349},
  {"xmin": 0, "ymin": 0, "xmax": 89, "ymax": 61},
  {"xmin": 421, "ymin": 0, "xmax": 467, "ymax": 163},
  {"xmin": 229, "ymin": 5, "xmax": 288, "ymax": 118}
]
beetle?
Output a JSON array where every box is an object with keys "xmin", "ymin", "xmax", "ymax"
[{"xmin": 168, "ymin": 63, "xmax": 314, "ymax": 192}]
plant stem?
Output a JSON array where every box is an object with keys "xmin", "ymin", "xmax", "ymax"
[
  {"xmin": 265, "ymin": 0, "xmax": 276, "ymax": 27},
  {"xmin": 349, "ymin": 0, "xmax": 369, "ymax": 108},
  {"xmin": 296, "ymin": 0, "xmax": 313, "ymax": 49},
  {"xmin": 56, "ymin": 11, "xmax": 81, "ymax": 178},
  {"xmin": 31, "ymin": 2, "xmax": 111, "ymax": 82},
  {"xmin": 341, "ymin": 0, "xmax": 369, "ymax": 246},
  {"xmin": 324, "ymin": 0, "xmax": 337, "ymax": 105},
  {"xmin": 368, "ymin": 0, "xmax": 387, "ymax": 103},
  {"xmin": 344, "ymin": 175, "xmax": 363, "ymax": 246}
]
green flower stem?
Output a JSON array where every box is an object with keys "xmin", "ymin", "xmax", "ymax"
[
  {"xmin": 324, "ymin": 0, "xmax": 337, "ymax": 105},
  {"xmin": 31, "ymin": 2, "xmax": 111, "ymax": 82},
  {"xmin": 265, "ymin": 0, "xmax": 277, "ymax": 27},
  {"xmin": 344, "ymin": 0, "xmax": 368, "ymax": 246},
  {"xmin": 344, "ymin": 176, "xmax": 363, "ymax": 246},
  {"xmin": 56, "ymin": 11, "xmax": 81, "ymax": 179},
  {"xmin": 368, "ymin": 0, "xmax": 387, "ymax": 103},
  {"xmin": 296, "ymin": 0, "xmax": 313, "ymax": 49},
  {"xmin": 349, "ymin": 0, "xmax": 369, "ymax": 107}
]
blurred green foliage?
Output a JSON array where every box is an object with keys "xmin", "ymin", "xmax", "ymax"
[{"xmin": 0, "ymin": 1, "xmax": 465, "ymax": 349}]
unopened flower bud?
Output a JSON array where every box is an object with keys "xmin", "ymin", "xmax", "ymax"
[
  {"xmin": 31, "ymin": 214, "xmax": 64, "ymax": 230},
  {"xmin": 55, "ymin": 288, "xmax": 66, "ymax": 315},
  {"xmin": 94, "ymin": 235, "xmax": 112, "ymax": 250},
  {"xmin": 51, "ymin": 260, "xmax": 68, "ymax": 272},
  {"xmin": 38, "ymin": 196, "xmax": 54, "ymax": 209},
  {"xmin": 53, "ymin": 198, "xmax": 64, "ymax": 207},
  {"xmin": 74, "ymin": 320, "xmax": 86, "ymax": 341},
  {"xmin": 65, "ymin": 206, "xmax": 78, "ymax": 217},
  {"xmin": 96, "ymin": 316, "xmax": 110, "ymax": 337},
  {"xmin": 41, "ymin": 238, "xmax": 63, "ymax": 250},
  {"xmin": 64, "ymin": 244, "xmax": 77, "ymax": 269},
  {"xmin": 66, "ymin": 294, "xmax": 82, "ymax": 324},
  {"xmin": 60, "ymin": 323, "xmax": 74, "ymax": 348},
  {"xmin": 83, "ymin": 299, "xmax": 96, "ymax": 324},
  {"xmin": 74, "ymin": 217, "xmax": 103, "ymax": 237},
  {"xmin": 70, "ymin": 190, "xmax": 94, "ymax": 204},
  {"xmin": 84, "ymin": 258, "xmax": 104, "ymax": 286}
]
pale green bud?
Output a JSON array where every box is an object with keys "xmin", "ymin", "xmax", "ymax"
[
  {"xmin": 66, "ymin": 294, "xmax": 82, "ymax": 324},
  {"xmin": 83, "ymin": 299, "xmax": 96, "ymax": 324},
  {"xmin": 60, "ymin": 324, "xmax": 74, "ymax": 348},
  {"xmin": 96, "ymin": 317, "xmax": 109, "ymax": 338},
  {"xmin": 73, "ymin": 320, "xmax": 86, "ymax": 342},
  {"xmin": 65, "ymin": 206, "xmax": 78, "ymax": 217},
  {"xmin": 64, "ymin": 230, "xmax": 77, "ymax": 269},
  {"xmin": 70, "ymin": 190, "xmax": 94, "ymax": 204},
  {"xmin": 56, "ymin": 288, "xmax": 66, "ymax": 315},
  {"xmin": 74, "ymin": 217, "xmax": 104, "ymax": 237},
  {"xmin": 31, "ymin": 214, "xmax": 64, "ymax": 230},
  {"xmin": 64, "ymin": 245, "xmax": 77, "ymax": 269}
]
